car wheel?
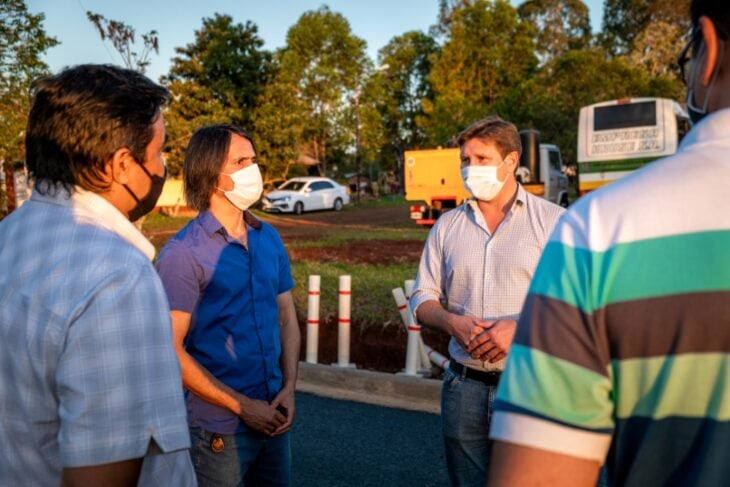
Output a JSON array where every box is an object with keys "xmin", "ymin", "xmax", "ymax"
[
  {"xmin": 294, "ymin": 201, "xmax": 304, "ymax": 215},
  {"xmin": 333, "ymin": 198, "xmax": 343, "ymax": 212}
]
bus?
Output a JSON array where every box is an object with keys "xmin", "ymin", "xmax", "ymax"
[{"xmin": 577, "ymin": 97, "xmax": 689, "ymax": 195}]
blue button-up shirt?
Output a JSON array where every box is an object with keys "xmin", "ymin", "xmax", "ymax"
[{"xmin": 156, "ymin": 210, "xmax": 294, "ymax": 434}]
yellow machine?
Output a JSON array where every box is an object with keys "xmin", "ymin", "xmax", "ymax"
[{"xmin": 404, "ymin": 148, "xmax": 469, "ymax": 226}]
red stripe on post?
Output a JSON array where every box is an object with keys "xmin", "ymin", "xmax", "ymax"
[
  {"xmin": 338, "ymin": 318, "xmax": 351, "ymax": 324},
  {"xmin": 408, "ymin": 325, "xmax": 421, "ymax": 331},
  {"xmin": 338, "ymin": 291, "xmax": 351, "ymax": 295},
  {"xmin": 306, "ymin": 320, "xmax": 319, "ymax": 324},
  {"xmin": 397, "ymin": 304, "xmax": 407, "ymax": 311},
  {"xmin": 307, "ymin": 291, "xmax": 320, "ymax": 295}
]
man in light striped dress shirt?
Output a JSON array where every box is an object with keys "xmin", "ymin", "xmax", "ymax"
[{"xmin": 410, "ymin": 116, "xmax": 564, "ymax": 486}]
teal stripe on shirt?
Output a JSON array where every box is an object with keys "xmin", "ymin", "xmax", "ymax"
[{"xmin": 531, "ymin": 230, "xmax": 730, "ymax": 314}]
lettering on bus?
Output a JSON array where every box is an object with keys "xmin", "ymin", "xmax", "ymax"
[{"xmin": 590, "ymin": 128, "xmax": 661, "ymax": 155}]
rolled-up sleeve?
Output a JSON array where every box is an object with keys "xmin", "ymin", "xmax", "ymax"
[{"xmin": 410, "ymin": 222, "xmax": 445, "ymax": 318}]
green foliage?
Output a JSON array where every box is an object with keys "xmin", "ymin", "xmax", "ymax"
[
  {"xmin": 0, "ymin": 0, "xmax": 58, "ymax": 165},
  {"xmin": 600, "ymin": 0, "xmax": 690, "ymax": 55},
  {"xmin": 254, "ymin": 7, "xmax": 370, "ymax": 179},
  {"xmin": 517, "ymin": 0, "xmax": 592, "ymax": 62},
  {"xmin": 498, "ymin": 49, "xmax": 683, "ymax": 164},
  {"xmin": 166, "ymin": 14, "xmax": 271, "ymax": 127},
  {"xmin": 369, "ymin": 31, "xmax": 438, "ymax": 167},
  {"xmin": 423, "ymin": 0, "xmax": 537, "ymax": 145},
  {"xmin": 163, "ymin": 14, "xmax": 271, "ymax": 175},
  {"xmin": 163, "ymin": 79, "xmax": 238, "ymax": 176}
]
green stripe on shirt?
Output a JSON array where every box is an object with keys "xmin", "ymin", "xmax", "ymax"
[
  {"xmin": 532, "ymin": 230, "xmax": 730, "ymax": 313},
  {"xmin": 613, "ymin": 353, "xmax": 730, "ymax": 421},
  {"xmin": 497, "ymin": 344, "xmax": 614, "ymax": 430}
]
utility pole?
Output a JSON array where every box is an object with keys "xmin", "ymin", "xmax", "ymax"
[{"xmin": 354, "ymin": 88, "xmax": 361, "ymax": 204}]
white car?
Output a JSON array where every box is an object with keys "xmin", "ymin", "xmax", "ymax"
[{"xmin": 261, "ymin": 177, "xmax": 350, "ymax": 214}]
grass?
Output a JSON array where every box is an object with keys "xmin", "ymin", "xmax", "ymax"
[
  {"xmin": 286, "ymin": 227, "xmax": 427, "ymax": 249},
  {"xmin": 289, "ymin": 261, "xmax": 418, "ymax": 329}
]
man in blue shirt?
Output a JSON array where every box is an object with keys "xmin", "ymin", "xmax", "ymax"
[
  {"xmin": 156, "ymin": 124, "xmax": 300, "ymax": 486},
  {"xmin": 0, "ymin": 64, "xmax": 195, "ymax": 485}
]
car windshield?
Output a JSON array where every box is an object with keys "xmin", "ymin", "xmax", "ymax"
[{"xmin": 279, "ymin": 181, "xmax": 307, "ymax": 191}]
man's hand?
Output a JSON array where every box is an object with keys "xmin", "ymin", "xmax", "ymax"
[
  {"xmin": 237, "ymin": 397, "xmax": 286, "ymax": 436},
  {"xmin": 448, "ymin": 314, "xmax": 488, "ymax": 350},
  {"xmin": 467, "ymin": 319, "xmax": 517, "ymax": 363},
  {"xmin": 271, "ymin": 385, "xmax": 296, "ymax": 435}
]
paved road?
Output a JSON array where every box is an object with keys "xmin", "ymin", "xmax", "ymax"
[{"xmin": 292, "ymin": 392, "xmax": 449, "ymax": 486}]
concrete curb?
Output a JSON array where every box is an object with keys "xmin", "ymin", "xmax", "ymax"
[{"xmin": 295, "ymin": 362, "xmax": 442, "ymax": 415}]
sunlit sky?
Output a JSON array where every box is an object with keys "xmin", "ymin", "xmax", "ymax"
[{"xmin": 27, "ymin": 0, "xmax": 605, "ymax": 83}]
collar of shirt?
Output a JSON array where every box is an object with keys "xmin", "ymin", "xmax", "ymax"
[
  {"xmin": 679, "ymin": 107, "xmax": 730, "ymax": 151},
  {"xmin": 30, "ymin": 186, "xmax": 155, "ymax": 260},
  {"xmin": 465, "ymin": 184, "xmax": 526, "ymax": 232},
  {"xmin": 197, "ymin": 209, "xmax": 262, "ymax": 243}
]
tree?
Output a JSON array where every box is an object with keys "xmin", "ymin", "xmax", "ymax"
[
  {"xmin": 517, "ymin": 0, "xmax": 591, "ymax": 63},
  {"xmin": 162, "ymin": 80, "xmax": 238, "ymax": 176},
  {"xmin": 86, "ymin": 12, "xmax": 159, "ymax": 74},
  {"xmin": 253, "ymin": 6, "xmax": 369, "ymax": 178},
  {"xmin": 165, "ymin": 14, "xmax": 271, "ymax": 127},
  {"xmin": 0, "ymin": 0, "xmax": 58, "ymax": 211},
  {"xmin": 365, "ymin": 31, "xmax": 438, "ymax": 177},
  {"xmin": 628, "ymin": 19, "xmax": 685, "ymax": 78},
  {"xmin": 600, "ymin": 0, "xmax": 690, "ymax": 55},
  {"xmin": 498, "ymin": 49, "xmax": 681, "ymax": 165},
  {"xmin": 423, "ymin": 0, "xmax": 537, "ymax": 145}
]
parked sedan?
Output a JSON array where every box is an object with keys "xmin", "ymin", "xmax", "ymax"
[{"xmin": 261, "ymin": 177, "xmax": 350, "ymax": 214}]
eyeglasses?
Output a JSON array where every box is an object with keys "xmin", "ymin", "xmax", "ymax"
[{"xmin": 677, "ymin": 26, "xmax": 700, "ymax": 85}]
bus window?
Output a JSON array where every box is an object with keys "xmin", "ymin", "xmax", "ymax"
[
  {"xmin": 594, "ymin": 101, "xmax": 657, "ymax": 131},
  {"xmin": 549, "ymin": 150, "xmax": 561, "ymax": 171}
]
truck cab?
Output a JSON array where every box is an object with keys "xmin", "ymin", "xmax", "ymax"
[{"xmin": 515, "ymin": 143, "xmax": 570, "ymax": 207}]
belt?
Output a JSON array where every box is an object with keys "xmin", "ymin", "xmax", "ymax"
[{"xmin": 449, "ymin": 361, "xmax": 501, "ymax": 386}]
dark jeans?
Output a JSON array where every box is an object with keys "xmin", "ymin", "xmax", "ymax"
[
  {"xmin": 189, "ymin": 427, "xmax": 291, "ymax": 487},
  {"xmin": 441, "ymin": 366, "xmax": 498, "ymax": 487}
]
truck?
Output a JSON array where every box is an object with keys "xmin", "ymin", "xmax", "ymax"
[
  {"xmin": 577, "ymin": 97, "xmax": 689, "ymax": 195},
  {"xmin": 405, "ymin": 130, "xmax": 570, "ymax": 226}
]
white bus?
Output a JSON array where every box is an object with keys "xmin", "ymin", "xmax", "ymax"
[{"xmin": 577, "ymin": 97, "xmax": 689, "ymax": 195}]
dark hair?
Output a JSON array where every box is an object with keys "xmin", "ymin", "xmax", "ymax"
[
  {"xmin": 456, "ymin": 115, "xmax": 522, "ymax": 159},
  {"xmin": 25, "ymin": 64, "xmax": 169, "ymax": 195},
  {"xmin": 691, "ymin": 0, "xmax": 730, "ymax": 39},
  {"xmin": 183, "ymin": 124, "xmax": 255, "ymax": 211}
]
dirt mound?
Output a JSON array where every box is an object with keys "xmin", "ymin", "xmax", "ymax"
[{"xmin": 286, "ymin": 239, "xmax": 424, "ymax": 265}]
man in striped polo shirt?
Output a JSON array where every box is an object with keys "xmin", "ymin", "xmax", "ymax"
[
  {"xmin": 410, "ymin": 116, "xmax": 564, "ymax": 486},
  {"xmin": 488, "ymin": 1, "xmax": 730, "ymax": 485}
]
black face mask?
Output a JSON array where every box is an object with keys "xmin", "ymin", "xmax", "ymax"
[{"xmin": 123, "ymin": 163, "xmax": 167, "ymax": 221}]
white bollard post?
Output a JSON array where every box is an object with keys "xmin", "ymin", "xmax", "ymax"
[
  {"xmin": 305, "ymin": 275, "xmax": 321, "ymax": 364},
  {"xmin": 403, "ymin": 280, "xmax": 421, "ymax": 376},
  {"xmin": 337, "ymin": 275, "xmax": 353, "ymax": 367},
  {"xmin": 392, "ymin": 287, "xmax": 409, "ymax": 327},
  {"xmin": 392, "ymin": 286, "xmax": 449, "ymax": 371}
]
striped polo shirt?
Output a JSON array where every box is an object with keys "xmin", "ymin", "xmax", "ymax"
[{"xmin": 490, "ymin": 108, "xmax": 730, "ymax": 486}]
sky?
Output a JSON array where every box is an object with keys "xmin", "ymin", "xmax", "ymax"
[{"xmin": 26, "ymin": 0, "xmax": 605, "ymax": 83}]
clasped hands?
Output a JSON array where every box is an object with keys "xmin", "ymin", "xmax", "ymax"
[{"xmin": 452, "ymin": 316, "xmax": 517, "ymax": 363}]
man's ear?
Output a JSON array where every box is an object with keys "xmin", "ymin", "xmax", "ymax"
[
  {"xmin": 698, "ymin": 16, "xmax": 721, "ymax": 86},
  {"xmin": 108, "ymin": 147, "xmax": 135, "ymax": 185}
]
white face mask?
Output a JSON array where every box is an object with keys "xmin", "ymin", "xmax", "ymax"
[
  {"xmin": 461, "ymin": 160, "xmax": 506, "ymax": 201},
  {"xmin": 219, "ymin": 164, "xmax": 263, "ymax": 211}
]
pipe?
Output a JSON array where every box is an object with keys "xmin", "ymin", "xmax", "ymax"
[
  {"xmin": 305, "ymin": 275, "xmax": 321, "ymax": 364},
  {"xmin": 337, "ymin": 275, "xmax": 353, "ymax": 367}
]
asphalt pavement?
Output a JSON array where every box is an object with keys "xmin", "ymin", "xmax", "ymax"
[{"xmin": 292, "ymin": 392, "xmax": 449, "ymax": 486}]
